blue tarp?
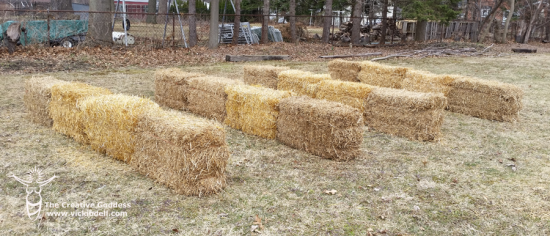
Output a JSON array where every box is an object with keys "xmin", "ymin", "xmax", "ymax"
[{"xmin": 1, "ymin": 20, "xmax": 88, "ymax": 45}]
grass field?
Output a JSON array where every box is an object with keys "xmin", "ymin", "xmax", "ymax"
[{"xmin": 1, "ymin": 54, "xmax": 549, "ymax": 235}]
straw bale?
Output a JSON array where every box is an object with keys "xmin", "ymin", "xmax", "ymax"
[
  {"xmin": 24, "ymin": 76, "xmax": 70, "ymax": 127},
  {"xmin": 187, "ymin": 76, "xmax": 244, "ymax": 122},
  {"xmin": 154, "ymin": 68, "xmax": 205, "ymax": 110},
  {"xmin": 277, "ymin": 96, "xmax": 363, "ymax": 161},
  {"xmin": 50, "ymin": 83, "xmax": 112, "ymax": 144},
  {"xmin": 243, "ymin": 65, "xmax": 290, "ymax": 89},
  {"xmin": 358, "ymin": 61, "xmax": 408, "ymax": 89},
  {"xmin": 132, "ymin": 109, "xmax": 230, "ymax": 196},
  {"xmin": 315, "ymin": 80, "xmax": 375, "ymax": 116},
  {"xmin": 225, "ymin": 85, "xmax": 292, "ymax": 139},
  {"xmin": 402, "ymin": 70, "xmax": 457, "ymax": 96},
  {"xmin": 328, "ymin": 59, "xmax": 362, "ymax": 82},
  {"xmin": 79, "ymin": 94, "xmax": 160, "ymax": 163},
  {"xmin": 364, "ymin": 87, "xmax": 447, "ymax": 141},
  {"xmin": 277, "ymin": 70, "xmax": 331, "ymax": 97},
  {"xmin": 447, "ymin": 77, "xmax": 523, "ymax": 122}
]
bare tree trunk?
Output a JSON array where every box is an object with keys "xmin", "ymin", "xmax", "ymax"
[
  {"xmin": 189, "ymin": 0, "xmax": 198, "ymax": 46},
  {"xmin": 261, "ymin": 0, "xmax": 269, "ymax": 44},
  {"xmin": 415, "ymin": 20, "xmax": 427, "ymax": 41},
  {"xmin": 523, "ymin": 1, "xmax": 544, "ymax": 43},
  {"xmin": 379, "ymin": 0, "xmax": 388, "ymax": 44},
  {"xmin": 501, "ymin": 0, "xmax": 514, "ymax": 43},
  {"xmin": 478, "ymin": 0, "xmax": 505, "ymax": 42},
  {"xmin": 208, "ymin": 0, "xmax": 219, "ymax": 49},
  {"xmin": 351, "ymin": 0, "xmax": 362, "ymax": 44},
  {"xmin": 88, "ymin": 0, "xmax": 113, "ymax": 45},
  {"xmin": 546, "ymin": 21, "xmax": 550, "ymax": 41},
  {"xmin": 232, "ymin": 0, "xmax": 241, "ymax": 45},
  {"xmin": 322, "ymin": 0, "xmax": 333, "ymax": 43},
  {"xmin": 146, "ymin": 0, "xmax": 157, "ymax": 24},
  {"xmin": 158, "ymin": 0, "xmax": 167, "ymax": 24},
  {"xmin": 465, "ymin": 0, "xmax": 470, "ymax": 20},
  {"xmin": 290, "ymin": 0, "xmax": 297, "ymax": 43}
]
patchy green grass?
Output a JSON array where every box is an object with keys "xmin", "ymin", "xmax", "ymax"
[{"xmin": 1, "ymin": 54, "xmax": 550, "ymax": 235}]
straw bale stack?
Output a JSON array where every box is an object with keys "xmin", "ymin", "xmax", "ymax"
[
  {"xmin": 402, "ymin": 70, "xmax": 457, "ymax": 96},
  {"xmin": 50, "ymin": 83, "xmax": 112, "ymax": 144},
  {"xmin": 315, "ymin": 80, "xmax": 375, "ymax": 117},
  {"xmin": 277, "ymin": 96, "xmax": 363, "ymax": 161},
  {"xmin": 154, "ymin": 68, "xmax": 205, "ymax": 110},
  {"xmin": 79, "ymin": 94, "xmax": 160, "ymax": 163},
  {"xmin": 225, "ymin": 85, "xmax": 292, "ymax": 139},
  {"xmin": 447, "ymin": 77, "xmax": 523, "ymax": 122},
  {"xmin": 277, "ymin": 70, "xmax": 331, "ymax": 97},
  {"xmin": 364, "ymin": 87, "xmax": 447, "ymax": 141},
  {"xmin": 358, "ymin": 61, "xmax": 408, "ymax": 89},
  {"xmin": 187, "ymin": 76, "xmax": 244, "ymax": 122},
  {"xmin": 243, "ymin": 65, "xmax": 290, "ymax": 89},
  {"xmin": 132, "ymin": 109, "xmax": 230, "ymax": 196},
  {"xmin": 328, "ymin": 59, "xmax": 362, "ymax": 82},
  {"xmin": 24, "ymin": 76, "xmax": 70, "ymax": 126}
]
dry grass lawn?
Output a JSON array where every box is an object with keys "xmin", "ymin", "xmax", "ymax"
[{"xmin": 1, "ymin": 54, "xmax": 549, "ymax": 235}]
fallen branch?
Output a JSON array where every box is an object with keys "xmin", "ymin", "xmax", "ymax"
[
  {"xmin": 319, "ymin": 52, "xmax": 382, "ymax": 59},
  {"xmin": 371, "ymin": 54, "xmax": 411, "ymax": 61}
]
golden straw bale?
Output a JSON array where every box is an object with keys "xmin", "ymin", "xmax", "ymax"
[
  {"xmin": 328, "ymin": 59, "xmax": 362, "ymax": 82},
  {"xmin": 50, "ymin": 82, "xmax": 112, "ymax": 144},
  {"xmin": 358, "ymin": 61, "xmax": 408, "ymax": 89},
  {"xmin": 79, "ymin": 94, "xmax": 161, "ymax": 163},
  {"xmin": 187, "ymin": 76, "xmax": 244, "ymax": 122},
  {"xmin": 402, "ymin": 70, "xmax": 457, "ymax": 96},
  {"xmin": 365, "ymin": 87, "xmax": 447, "ymax": 141},
  {"xmin": 243, "ymin": 65, "xmax": 290, "ymax": 89},
  {"xmin": 315, "ymin": 80, "xmax": 375, "ymax": 116},
  {"xmin": 277, "ymin": 70, "xmax": 331, "ymax": 97},
  {"xmin": 225, "ymin": 85, "xmax": 292, "ymax": 139},
  {"xmin": 277, "ymin": 96, "xmax": 363, "ymax": 161},
  {"xmin": 154, "ymin": 68, "xmax": 205, "ymax": 110},
  {"xmin": 447, "ymin": 77, "xmax": 524, "ymax": 122},
  {"xmin": 24, "ymin": 76, "xmax": 70, "ymax": 127},
  {"xmin": 132, "ymin": 109, "xmax": 230, "ymax": 196}
]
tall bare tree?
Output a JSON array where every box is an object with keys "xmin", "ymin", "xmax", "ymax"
[
  {"xmin": 208, "ymin": 0, "xmax": 219, "ymax": 48},
  {"xmin": 232, "ymin": 0, "xmax": 241, "ymax": 45},
  {"xmin": 146, "ymin": 0, "xmax": 157, "ymax": 24},
  {"xmin": 523, "ymin": 0, "xmax": 545, "ymax": 43},
  {"xmin": 380, "ymin": 0, "xmax": 389, "ymax": 44},
  {"xmin": 88, "ymin": 0, "xmax": 112, "ymax": 45},
  {"xmin": 261, "ymin": 0, "xmax": 270, "ymax": 44},
  {"xmin": 501, "ymin": 0, "xmax": 515, "ymax": 43},
  {"xmin": 158, "ymin": 0, "xmax": 168, "ymax": 24},
  {"xmin": 322, "ymin": 0, "xmax": 333, "ymax": 43},
  {"xmin": 290, "ymin": 0, "xmax": 297, "ymax": 43},
  {"xmin": 189, "ymin": 0, "xmax": 198, "ymax": 46},
  {"xmin": 478, "ymin": 0, "xmax": 505, "ymax": 42},
  {"xmin": 351, "ymin": 0, "xmax": 362, "ymax": 44}
]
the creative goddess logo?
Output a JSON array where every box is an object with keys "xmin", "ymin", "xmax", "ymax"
[{"xmin": 9, "ymin": 167, "xmax": 56, "ymax": 221}]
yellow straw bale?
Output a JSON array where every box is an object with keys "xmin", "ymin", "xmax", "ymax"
[
  {"xmin": 358, "ymin": 61, "xmax": 408, "ymax": 89},
  {"xmin": 132, "ymin": 109, "xmax": 230, "ymax": 196},
  {"xmin": 328, "ymin": 59, "xmax": 362, "ymax": 82},
  {"xmin": 79, "ymin": 94, "xmax": 161, "ymax": 163},
  {"xmin": 402, "ymin": 70, "xmax": 457, "ymax": 96},
  {"xmin": 187, "ymin": 76, "xmax": 244, "ymax": 122},
  {"xmin": 447, "ymin": 77, "xmax": 524, "ymax": 122},
  {"xmin": 315, "ymin": 80, "xmax": 375, "ymax": 115},
  {"xmin": 365, "ymin": 87, "xmax": 447, "ymax": 141},
  {"xmin": 154, "ymin": 68, "xmax": 205, "ymax": 110},
  {"xmin": 277, "ymin": 70, "xmax": 331, "ymax": 97},
  {"xmin": 50, "ymin": 82, "xmax": 112, "ymax": 144},
  {"xmin": 225, "ymin": 85, "xmax": 292, "ymax": 139},
  {"xmin": 244, "ymin": 65, "xmax": 290, "ymax": 89},
  {"xmin": 277, "ymin": 96, "xmax": 363, "ymax": 161},
  {"xmin": 24, "ymin": 76, "xmax": 70, "ymax": 127}
]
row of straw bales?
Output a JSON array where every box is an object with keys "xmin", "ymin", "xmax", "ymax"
[
  {"xmin": 328, "ymin": 59, "xmax": 524, "ymax": 122},
  {"xmin": 155, "ymin": 68, "xmax": 364, "ymax": 160},
  {"xmin": 24, "ymin": 77, "xmax": 230, "ymax": 196},
  {"xmin": 267, "ymin": 67, "xmax": 446, "ymax": 141},
  {"xmin": 154, "ymin": 68, "xmax": 205, "ymax": 110}
]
